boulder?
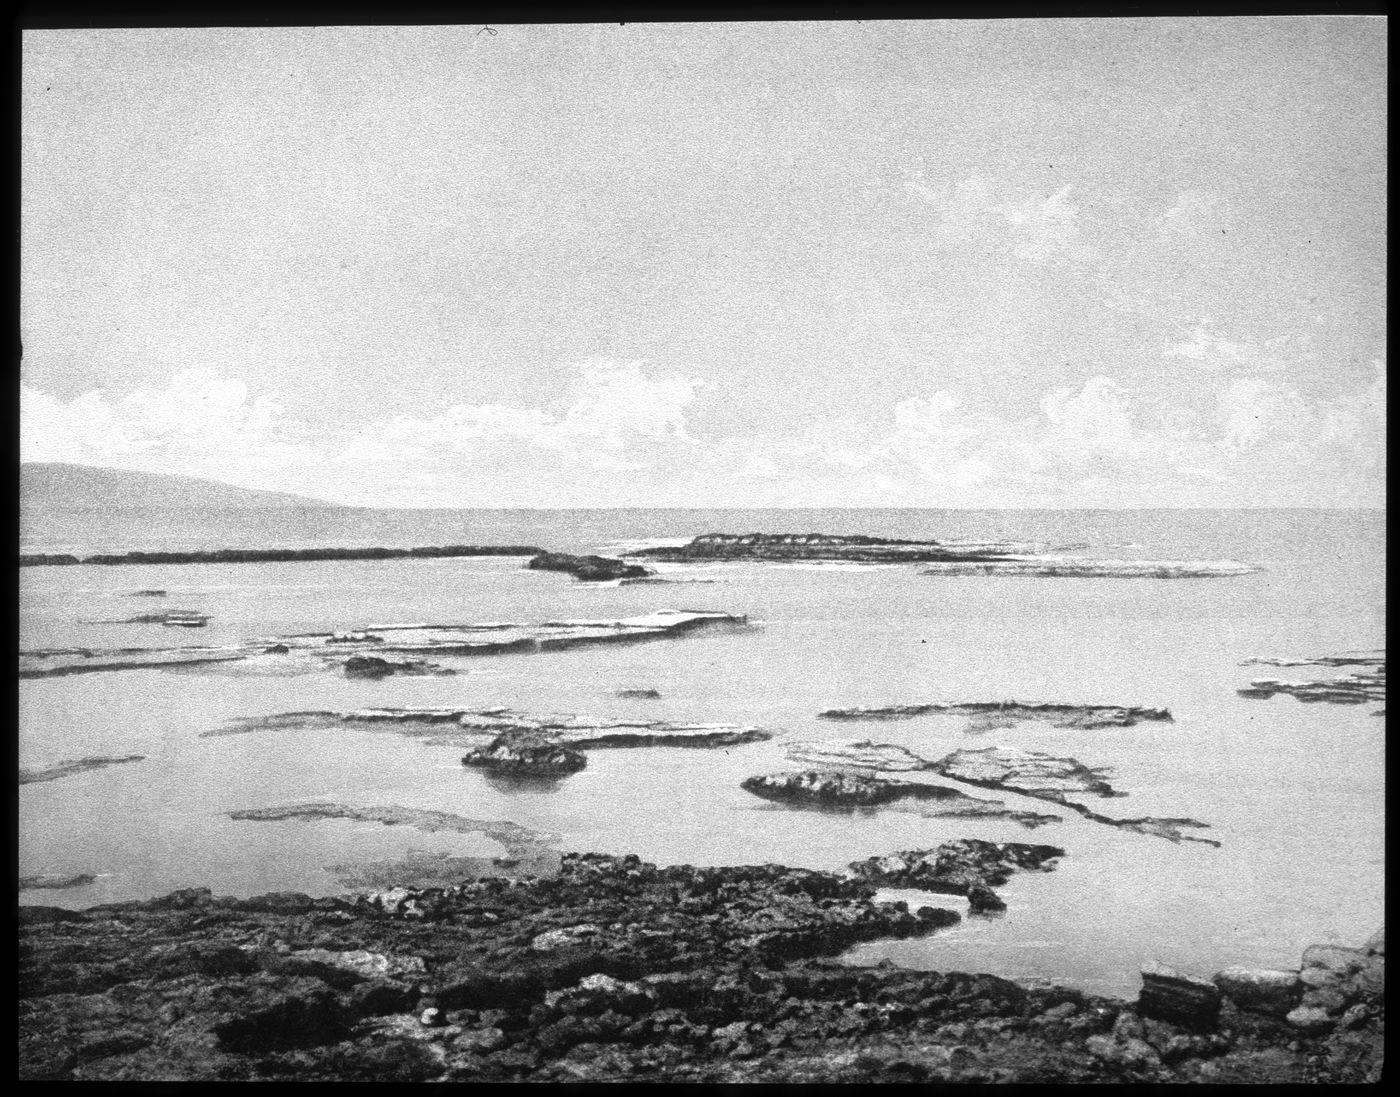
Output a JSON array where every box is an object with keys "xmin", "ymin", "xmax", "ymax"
[
  {"xmin": 1138, "ymin": 961, "xmax": 1221, "ymax": 1030},
  {"xmin": 1285, "ymin": 1004, "xmax": 1336, "ymax": 1035},
  {"xmin": 1211, "ymin": 967, "xmax": 1302, "ymax": 1017}
]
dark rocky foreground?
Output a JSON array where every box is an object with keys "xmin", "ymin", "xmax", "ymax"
[
  {"xmin": 17, "ymin": 853, "xmax": 1383, "ymax": 1082},
  {"xmin": 19, "ymin": 544, "xmax": 544, "ymax": 567}
]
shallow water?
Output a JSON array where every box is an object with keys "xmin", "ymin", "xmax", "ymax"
[{"xmin": 18, "ymin": 507, "xmax": 1384, "ymax": 999}]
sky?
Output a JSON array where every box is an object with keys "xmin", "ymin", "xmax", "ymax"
[{"xmin": 21, "ymin": 19, "xmax": 1386, "ymax": 508}]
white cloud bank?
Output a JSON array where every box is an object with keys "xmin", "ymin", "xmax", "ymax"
[{"xmin": 19, "ymin": 358, "xmax": 1386, "ymax": 509}]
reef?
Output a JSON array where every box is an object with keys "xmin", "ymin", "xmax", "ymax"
[
  {"xmin": 19, "ymin": 873, "xmax": 98, "ymax": 890},
  {"xmin": 17, "ymin": 855, "xmax": 1382, "ymax": 1082},
  {"xmin": 81, "ymin": 610, "xmax": 211, "ymax": 628},
  {"xmin": 740, "ymin": 771, "xmax": 1060, "ymax": 829},
  {"xmin": 19, "ymin": 545, "xmax": 545, "ymax": 567},
  {"xmin": 19, "ymin": 755, "xmax": 147, "ymax": 785},
  {"xmin": 526, "ymin": 551, "xmax": 653, "ymax": 582},
  {"xmin": 919, "ymin": 558, "xmax": 1257, "ymax": 579},
  {"xmin": 819, "ymin": 700, "xmax": 1173, "ymax": 728},
  {"xmin": 19, "ymin": 610, "xmax": 751, "ymax": 679}
]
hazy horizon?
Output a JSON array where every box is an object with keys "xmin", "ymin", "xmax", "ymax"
[{"xmin": 21, "ymin": 20, "xmax": 1386, "ymax": 509}]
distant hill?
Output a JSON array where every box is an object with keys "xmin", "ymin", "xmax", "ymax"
[{"xmin": 20, "ymin": 463, "xmax": 343, "ymax": 510}]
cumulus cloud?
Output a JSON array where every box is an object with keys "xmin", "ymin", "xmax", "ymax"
[
  {"xmin": 18, "ymin": 356, "xmax": 1385, "ymax": 508},
  {"xmin": 21, "ymin": 368, "xmax": 297, "ymax": 468}
]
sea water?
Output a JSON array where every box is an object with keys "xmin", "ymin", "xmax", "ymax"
[{"xmin": 18, "ymin": 507, "xmax": 1384, "ymax": 999}]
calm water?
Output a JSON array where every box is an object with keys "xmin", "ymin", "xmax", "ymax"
[{"xmin": 18, "ymin": 507, "xmax": 1385, "ymax": 998}]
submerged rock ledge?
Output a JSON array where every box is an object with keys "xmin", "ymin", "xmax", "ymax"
[{"xmin": 17, "ymin": 853, "xmax": 1381, "ymax": 1082}]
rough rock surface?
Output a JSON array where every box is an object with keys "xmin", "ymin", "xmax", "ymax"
[
  {"xmin": 17, "ymin": 855, "xmax": 1382, "ymax": 1082},
  {"xmin": 741, "ymin": 771, "xmax": 1060, "ymax": 828},
  {"xmin": 1212, "ymin": 967, "xmax": 1303, "ymax": 1018},
  {"xmin": 526, "ymin": 551, "xmax": 653, "ymax": 582},
  {"xmin": 846, "ymin": 839, "xmax": 1064, "ymax": 913},
  {"xmin": 819, "ymin": 700, "xmax": 1173, "ymax": 728},
  {"xmin": 19, "ymin": 755, "xmax": 147, "ymax": 785}
]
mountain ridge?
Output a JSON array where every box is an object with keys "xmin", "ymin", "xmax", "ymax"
[{"xmin": 20, "ymin": 463, "xmax": 344, "ymax": 510}]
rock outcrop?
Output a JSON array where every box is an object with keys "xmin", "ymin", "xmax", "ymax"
[
  {"xmin": 526, "ymin": 551, "xmax": 653, "ymax": 582},
  {"xmin": 740, "ymin": 771, "xmax": 1060, "ymax": 828}
]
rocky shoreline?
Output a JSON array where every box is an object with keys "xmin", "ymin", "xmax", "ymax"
[{"xmin": 18, "ymin": 852, "xmax": 1383, "ymax": 1082}]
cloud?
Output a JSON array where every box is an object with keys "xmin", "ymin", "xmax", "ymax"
[
  {"xmin": 19, "ymin": 357, "xmax": 1385, "ymax": 509},
  {"xmin": 21, "ymin": 368, "xmax": 296, "ymax": 466}
]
